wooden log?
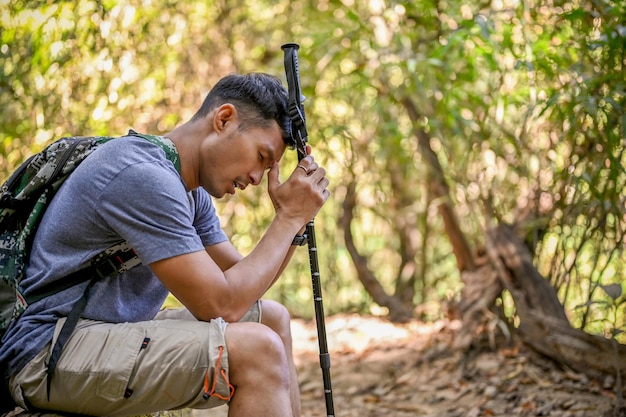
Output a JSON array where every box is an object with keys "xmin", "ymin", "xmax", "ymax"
[
  {"xmin": 2, "ymin": 407, "xmax": 192, "ymax": 417},
  {"xmin": 2, "ymin": 408, "xmax": 59, "ymax": 417}
]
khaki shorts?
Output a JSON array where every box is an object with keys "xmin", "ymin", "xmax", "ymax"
[{"xmin": 9, "ymin": 302, "xmax": 261, "ymax": 416}]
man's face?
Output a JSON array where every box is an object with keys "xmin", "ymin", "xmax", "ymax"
[{"xmin": 199, "ymin": 120, "xmax": 287, "ymax": 198}]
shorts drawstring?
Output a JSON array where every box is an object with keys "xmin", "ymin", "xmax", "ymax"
[{"xmin": 203, "ymin": 345, "xmax": 235, "ymax": 401}]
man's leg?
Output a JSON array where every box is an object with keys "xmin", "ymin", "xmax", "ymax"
[
  {"xmin": 9, "ymin": 315, "xmax": 294, "ymax": 417},
  {"xmin": 156, "ymin": 301, "xmax": 299, "ymax": 416},
  {"xmin": 259, "ymin": 300, "xmax": 301, "ymax": 417},
  {"xmin": 225, "ymin": 321, "xmax": 293, "ymax": 416}
]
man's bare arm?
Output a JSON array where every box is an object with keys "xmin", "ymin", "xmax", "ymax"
[
  {"xmin": 151, "ymin": 156, "xmax": 328, "ymax": 322},
  {"xmin": 151, "ymin": 213, "xmax": 301, "ymax": 322}
]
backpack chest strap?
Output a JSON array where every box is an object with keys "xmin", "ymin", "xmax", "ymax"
[{"xmin": 25, "ymin": 241, "xmax": 140, "ymax": 305}]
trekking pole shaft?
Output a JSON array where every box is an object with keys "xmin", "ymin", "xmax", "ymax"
[
  {"xmin": 282, "ymin": 42, "xmax": 335, "ymax": 417},
  {"xmin": 305, "ymin": 219, "xmax": 335, "ymax": 417}
]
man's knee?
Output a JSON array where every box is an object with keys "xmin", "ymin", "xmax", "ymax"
[
  {"xmin": 260, "ymin": 300, "xmax": 292, "ymax": 340},
  {"xmin": 226, "ymin": 322, "xmax": 289, "ymax": 385}
]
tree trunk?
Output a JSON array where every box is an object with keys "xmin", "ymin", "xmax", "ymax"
[
  {"xmin": 341, "ymin": 180, "xmax": 413, "ymax": 322},
  {"xmin": 401, "ymin": 96, "xmax": 475, "ymax": 273},
  {"xmin": 401, "ymin": 95, "xmax": 492, "ymax": 337},
  {"xmin": 450, "ymin": 259, "xmax": 504, "ymax": 350},
  {"xmin": 485, "ymin": 223, "xmax": 626, "ymax": 380}
]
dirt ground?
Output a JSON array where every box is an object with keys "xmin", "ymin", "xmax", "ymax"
[{"xmin": 198, "ymin": 314, "xmax": 622, "ymax": 417}]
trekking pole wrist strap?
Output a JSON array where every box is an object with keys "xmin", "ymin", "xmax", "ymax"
[{"xmin": 291, "ymin": 233, "xmax": 308, "ymax": 246}]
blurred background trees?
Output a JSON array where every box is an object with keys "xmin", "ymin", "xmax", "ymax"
[{"xmin": 1, "ymin": 0, "xmax": 624, "ymax": 349}]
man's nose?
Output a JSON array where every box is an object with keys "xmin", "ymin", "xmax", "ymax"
[{"xmin": 249, "ymin": 169, "xmax": 263, "ymax": 186}]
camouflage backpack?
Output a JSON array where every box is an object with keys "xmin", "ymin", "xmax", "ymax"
[{"xmin": 0, "ymin": 131, "xmax": 180, "ymax": 337}]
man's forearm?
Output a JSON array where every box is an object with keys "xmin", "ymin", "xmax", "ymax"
[
  {"xmin": 223, "ymin": 217, "xmax": 303, "ymax": 312},
  {"xmin": 270, "ymin": 225, "xmax": 306, "ymax": 287}
]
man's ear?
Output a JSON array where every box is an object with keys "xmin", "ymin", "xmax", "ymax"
[{"xmin": 214, "ymin": 103, "xmax": 237, "ymax": 133}]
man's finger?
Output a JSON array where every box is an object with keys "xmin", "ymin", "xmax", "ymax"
[{"xmin": 267, "ymin": 162, "xmax": 280, "ymax": 191}]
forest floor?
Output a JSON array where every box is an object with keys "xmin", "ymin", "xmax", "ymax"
[{"xmin": 201, "ymin": 313, "xmax": 622, "ymax": 417}]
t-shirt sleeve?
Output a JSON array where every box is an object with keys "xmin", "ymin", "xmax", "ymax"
[
  {"xmin": 191, "ymin": 188, "xmax": 229, "ymax": 247},
  {"xmin": 95, "ymin": 160, "xmax": 205, "ymax": 265}
]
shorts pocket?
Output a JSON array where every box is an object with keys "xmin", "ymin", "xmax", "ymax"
[
  {"xmin": 95, "ymin": 326, "xmax": 144, "ymax": 401},
  {"xmin": 50, "ymin": 319, "xmax": 145, "ymax": 402}
]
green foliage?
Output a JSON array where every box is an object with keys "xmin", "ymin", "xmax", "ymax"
[
  {"xmin": 528, "ymin": 0, "xmax": 626, "ymax": 337},
  {"xmin": 1, "ymin": 0, "xmax": 624, "ymax": 333},
  {"xmin": 575, "ymin": 282, "xmax": 626, "ymax": 344}
]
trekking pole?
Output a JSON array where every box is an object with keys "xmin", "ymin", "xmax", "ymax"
[{"xmin": 282, "ymin": 42, "xmax": 335, "ymax": 417}]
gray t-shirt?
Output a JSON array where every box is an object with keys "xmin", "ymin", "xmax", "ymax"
[{"xmin": 0, "ymin": 134, "xmax": 228, "ymax": 375}]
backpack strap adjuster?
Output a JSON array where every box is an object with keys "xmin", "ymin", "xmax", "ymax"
[
  {"xmin": 92, "ymin": 243, "xmax": 139, "ymax": 279},
  {"xmin": 94, "ymin": 255, "xmax": 125, "ymax": 279}
]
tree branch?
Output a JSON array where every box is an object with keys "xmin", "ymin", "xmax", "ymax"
[
  {"xmin": 401, "ymin": 95, "xmax": 475, "ymax": 272},
  {"xmin": 341, "ymin": 180, "xmax": 413, "ymax": 322}
]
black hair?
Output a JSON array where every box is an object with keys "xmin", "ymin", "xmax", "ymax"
[{"xmin": 192, "ymin": 73, "xmax": 294, "ymax": 148}]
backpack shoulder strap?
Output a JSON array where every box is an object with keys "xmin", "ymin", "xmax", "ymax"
[
  {"xmin": 127, "ymin": 129, "xmax": 181, "ymax": 174},
  {"xmin": 0, "ymin": 136, "xmax": 116, "ymax": 224}
]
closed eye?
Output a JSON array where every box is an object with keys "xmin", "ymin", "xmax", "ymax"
[{"xmin": 260, "ymin": 153, "xmax": 272, "ymax": 170}]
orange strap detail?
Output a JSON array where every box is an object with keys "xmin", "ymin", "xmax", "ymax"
[{"xmin": 203, "ymin": 345, "xmax": 235, "ymax": 401}]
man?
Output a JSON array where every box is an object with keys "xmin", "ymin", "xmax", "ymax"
[{"xmin": 0, "ymin": 73, "xmax": 329, "ymax": 416}]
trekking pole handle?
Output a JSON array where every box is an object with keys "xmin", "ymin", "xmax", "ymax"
[{"xmin": 281, "ymin": 43, "xmax": 308, "ymax": 160}]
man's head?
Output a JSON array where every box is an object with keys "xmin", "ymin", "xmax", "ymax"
[
  {"xmin": 178, "ymin": 73, "xmax": 295, "ymax": 198},
  {"xmin": 192, "ymin": 73, "xmax": 294, "ymax": 149}
]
